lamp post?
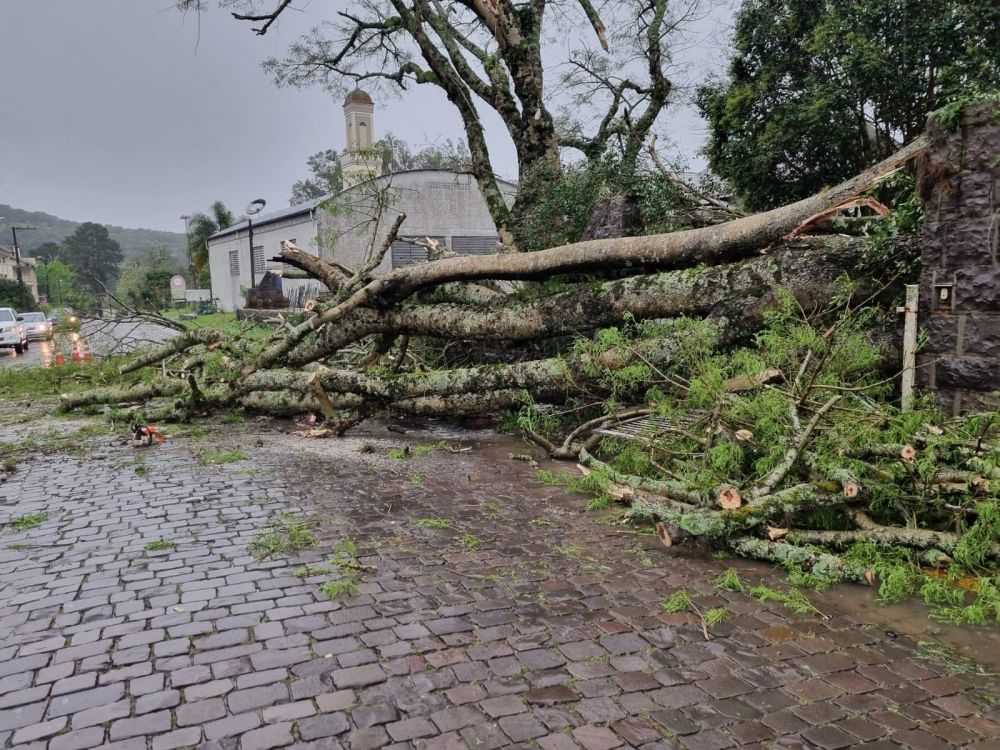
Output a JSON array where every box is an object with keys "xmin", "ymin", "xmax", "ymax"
[{"xmin": 244, "ymin": 199, "xmax": 266, "ymax": 291}]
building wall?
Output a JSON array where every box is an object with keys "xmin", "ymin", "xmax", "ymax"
[
  {"xmin": 315, "ymin": 170, "xmax": 515, "ymax": 274},
  {"xmin": 0, "ymin": 252, "xmax": 39, "ymax": 303},
  {"xmin": 917, "ymin": 102, "xmax": 1000, "ymax": 414},
  {"xmin": 207, "ymin": 213, "xmax": 323, "ymax": 312}
]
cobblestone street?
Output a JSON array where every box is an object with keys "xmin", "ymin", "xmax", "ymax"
[{"xmin": 2, "ymin": 422, "xmax": 1000, "ymax": 750}]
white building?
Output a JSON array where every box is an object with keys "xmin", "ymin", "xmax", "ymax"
[
  {"xmin": 207, "ymin": 89, "xmax": 513, "ymax": 312},
  {"xmin": 206, "ymin": 199, "xmax": 326, "ymax": 312},
  {"xmin": 0, "ymin": 245, "xmax": 39, "ymax": 303}
]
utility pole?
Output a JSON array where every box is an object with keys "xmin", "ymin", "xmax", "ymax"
[{"xmin": 11, "ymin": 225, "xmax": 37, "ymax": 291}]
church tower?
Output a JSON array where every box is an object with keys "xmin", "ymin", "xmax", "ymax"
[{"xmin": 340, "ymin": 88, "xmax": 380, "ymax": 187}]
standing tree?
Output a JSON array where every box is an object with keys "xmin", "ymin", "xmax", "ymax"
[
  {"xmin": 116, "ymin": 247, "xmax": 184, "ymax": 311},
  {"xmin": 61, "ymin": 222, "xmax": 124, "ymax": 294},
  {"xmin": 185, "ymin": 201, "xmax": 235, "ymax": 287},
  {"xmin": 290, "ymin": 150, "xmax": 343, "ymax": 204},
  {"xmin": 289, "ymin": 133, "xmax": 472, "ymax": 205},
  {"xmin": 697, "ymin": 0, "xmax": 1000, "ymax": 210},
  {"xmin": 32, "ymin": 242, "xmax": 65, "ymax": 263},
  {"xmin": 183, "ymin": 0, "xmax": 688, "ymax": 249}
]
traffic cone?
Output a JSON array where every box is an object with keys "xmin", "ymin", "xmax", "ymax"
[
  {"xmin": 71, "ymin": 343, "xmax": 81, "ymax": 362},
  {"xmin": 54, "ymin": 344, "xmax": 65, "ymax": 365}
]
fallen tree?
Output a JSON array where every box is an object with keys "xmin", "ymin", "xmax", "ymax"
[{"xmin": 57, "ymin": 131, "xmax": 1000, "ymax": 622}]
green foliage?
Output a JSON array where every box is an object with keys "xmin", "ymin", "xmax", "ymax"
[
  {"xmin": 144, "ymin": 540, "xmax": 176, "ymax": 552},
  {"xmin": 0, "ymin": 279, "xmax": 36, "ymax": 310},
  {"xmin": 749, "ymin": 585, "xmax": 823, "ymax": 616},
  {"xmin": 459, "ymin": 534, "xmax": 482, "ymax": 549},
  {"xmin": 7, "ymin": 513, "xmax": 47, "ymax": 532},
  {"xmin": 662, "ymin": 589, "xmax": 694, "ymax": 613},
  {"xmin": 698, "ymin": 0, "xmax": 1000, "ymax": 210},
  {"xmin": 185, "ymin": 202, "xmax": 234, "ymax": 286},
  {"xmin": 515, "ymin": 148, "xmax": 703, "ymax": 252},
  {"xmin": 320, "ymin": 579, "xmax": 360, "ymax": 600},
  {"xmin": 703, "ymin": 608, "xmax": 730, "ymax": 626},
  {"xmin": 116, "ymin": 247, "xmax": 183, "ymax": 311},
  {"xmin": 953, "ymin": 502, "xmax": 1000, "ymax": 569},
  {"xmin": 784, "ymin": 563, "xmax": 839, "ymax": 592},
  {"xmin": 414, "ymin": 518, "xmax": 450, "ymax": 529},
  {"xmin": 251, "ymin": 515, "xmax": 317, "ymax": 558},
  {"xmin": 195, "ymin": 447, "xmax": 247, "ymax": 465},
  {"xmin": 713, "ymin": 569, "xmax": 745, "ymax": 593},
  {"xmin": 409, "ymin": 473, "xmax": 424, "ymax": 486},
  {"xmin": 62, "ymin": 222, "xmax": 124, "ymax": 293},
  {"xmin": 291, "ymin": 134, "xmax": 470, "ymax": 205},
  {"xmin": 934, "ymin": 89, "xmax": 1000, "ymax": 131}
]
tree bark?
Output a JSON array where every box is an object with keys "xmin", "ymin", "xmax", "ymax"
[{"xmin": 285, "ymin": 239, "xmax": 866, "ymax": 366}]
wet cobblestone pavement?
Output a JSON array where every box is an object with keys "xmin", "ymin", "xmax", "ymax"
[{"xmin": 2, "ymin": 422, "xmax": 1000, "ymax": 750}]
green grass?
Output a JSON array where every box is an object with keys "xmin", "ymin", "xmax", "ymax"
[
  {"xmin": 409, "ymin": 473, "xmax": 424, "ymax": 486},
  {"xmin": 388, "ymin": 447, "xmax": 410, "ymax": 460},
  {"xmin": 415, "ymin": 518, "xmax": 450, "ymax": 529},
  {"xmin": 195, "ymin": 447, "xmax": 248, "ymax": 465},
  {"xmin": 0, "ymin": 354, "xmax": 144, "ymax": 400},
  {"xmin": 144, "ymin": 540, "xmax": 176, "ymax": 552},
  {"xmin": 459, "ymin": 534, "xmax": 482, "ymax": 549},
  {"xmin": 7, "ymin": 513, "xmax": 48, "ymax": 532},
  {"xmin": 251, "ymin": 515, "xmax": 317, "ymax": 558},
  {"xmin": 529, "ymin": 518, "xmax": 552, "ymax": 527},
  {"xmin": 320, "ymin": 579, "xmax": 360, "ymax": 600}
]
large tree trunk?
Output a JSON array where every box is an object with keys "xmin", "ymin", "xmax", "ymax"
[{"xmin": 285, "ymin": 238, "xmax": 865, "ymax": 366}]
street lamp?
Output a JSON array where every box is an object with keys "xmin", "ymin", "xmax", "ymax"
[{"xmin": 245, "ymin": 199, "xmax": 266, "ymax": 288}]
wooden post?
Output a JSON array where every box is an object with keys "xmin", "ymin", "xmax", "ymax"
[{"xmin": 898, "ymin": 284, "xmax": 919, "ymax": 411}]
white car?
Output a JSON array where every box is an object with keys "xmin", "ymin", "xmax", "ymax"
[
  {"xmin": 20, "ymin": 311, "xmax": 52, "ymax": 340},
  {"xmin": 0, "ymin": 307, "xmax": 29, "ymax": 354}
]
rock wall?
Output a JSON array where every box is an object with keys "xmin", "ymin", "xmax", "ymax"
[{"xmin": 918, "ymin": 102, "xmax": 1000, "ymax": 414}]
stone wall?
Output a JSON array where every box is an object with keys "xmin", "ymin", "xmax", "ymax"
[{"xmin": 918, "ymin": 102, "xmax": 1000, "ymax": 414}]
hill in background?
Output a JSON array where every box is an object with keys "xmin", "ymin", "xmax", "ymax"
[{"xmin": 0, "ymin": 204, "xmax": 186, "ymax": 262}]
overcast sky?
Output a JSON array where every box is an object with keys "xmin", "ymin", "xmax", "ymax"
[{"xmin": 0, "ymin": 1, "xmax": 734, "ymax": 233}]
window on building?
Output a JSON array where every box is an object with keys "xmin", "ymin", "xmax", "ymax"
[
  {"xmin": 390, "ymin": 236, "xmax": 446, "ymax": 269},
  {"xmin": 451, "ymin": 236, "xmax": 500, "ymax": 255},
  {"xmin": 252, "ymin": 245, "xmax": 265, "ymax": 276},
  {"xmin": 228, "ymin": 250, "xmax": 240, "ymax": 276}
]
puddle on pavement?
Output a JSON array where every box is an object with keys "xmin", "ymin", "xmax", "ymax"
[
  {"xmin": 0, "ymin": 331, "xmax": 94, "ymax": 368},
  {"xmin": 818, "ymin": 582, "xmax": 1000, "ymax": 673}
]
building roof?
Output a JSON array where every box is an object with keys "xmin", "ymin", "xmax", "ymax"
[
  {"xmin": 207, "ymin": 197, "xmax": 327, "ymax": 242},
  {"xmin": 344, "ymin": 88, "xmax": 373, "ymax": 106},
  {"xmin": 207, "ymin": 169, "xmax": 519, "ymax": 243}
]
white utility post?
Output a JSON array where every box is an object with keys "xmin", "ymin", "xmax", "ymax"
[{"xmin": 898, "ymin": 284, "xmax": 919, "ymax": 411}]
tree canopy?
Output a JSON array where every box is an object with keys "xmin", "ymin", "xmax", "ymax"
[
  {"xmin": 289, "ymin": 133, "xmax": 472, "ymax": 204},
  {"xmin": 61, "ymin": 222, "xmax": 124, "ymax": 294},
  {"xmin": 184, "ymin": 0, "xmax": 689, "ymax": 249},
  {"xmin": 697, "ymin": 0, "xmax": 1000, "ymax": 210},
  {"xmin": 186, "ymin": 201, "xmax": 235, "ymax": 287}
]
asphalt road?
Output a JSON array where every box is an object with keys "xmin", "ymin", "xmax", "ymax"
[{"xmin": 0, "ymin": 318, "xmax": 177, "ymax": 369}]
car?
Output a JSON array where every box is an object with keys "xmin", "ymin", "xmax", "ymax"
[
  {"xmin": 20, "ymin": 311, "xmax": 52, "ymax": 340},
  {"xmin": 0, "ymin": 307, "xmax": 29, "ymax": 354},
  {"xmin": 49, "ymin": 307, "xmax": 79, "ymax": 330}
]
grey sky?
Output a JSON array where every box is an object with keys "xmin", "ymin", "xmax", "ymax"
[{"xmin": 0, "ymin": 1, "xmax": 734, "ymax": 233}]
